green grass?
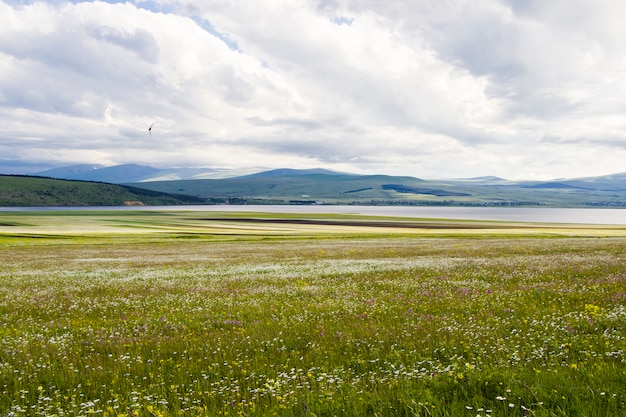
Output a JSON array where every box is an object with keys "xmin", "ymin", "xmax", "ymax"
[{"xmin": 1, "ymin": 211, "xmax": 625, "ymax": 416}]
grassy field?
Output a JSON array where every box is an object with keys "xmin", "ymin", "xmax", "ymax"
[{"xmin": 1, "ymin": 211, "xmax": 625, "ymax": 416}]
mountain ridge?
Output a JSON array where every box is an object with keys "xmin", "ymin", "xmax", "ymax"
[
  {"xmin": 34, "ymin": 164, "xmax": 268, "ymax": 183},
  {"xmin": 127, "ymin": 168, "xmax": 626, "ymax": 207},
  {"xmin": 30, "ymin": 163, "xmax": 626, "ymax": 185},
  {"xmin": 4, "ymin": 164, "xmax": 624, "ymax": 207}
]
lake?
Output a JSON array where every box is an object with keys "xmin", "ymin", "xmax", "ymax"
[{"xmin": 1, "ymin": 205, "xmax": 624, "ymax": 225}]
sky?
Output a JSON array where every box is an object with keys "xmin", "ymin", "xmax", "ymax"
[{"xmin": 1, "ymin": 0, "xmax": 626, "ymax": 180}]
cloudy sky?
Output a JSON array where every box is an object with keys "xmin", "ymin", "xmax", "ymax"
[{"xmin": 1, "ymin": 0, "xmax": 626, "ymax": 179}]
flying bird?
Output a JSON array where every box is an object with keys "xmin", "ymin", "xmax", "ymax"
[{"xmin": 148, "ymin": 123, "xmax": 154, "ymax": 136}]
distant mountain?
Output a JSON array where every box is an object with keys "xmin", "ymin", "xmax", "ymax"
[
  {"xmin": 239, "ymin": 168, "xmax": 347, "ymax": 178},
  {"xmin": 566, "ymin": 172, "xmax": 626, "ymax": 190},
  {"xmin": 0, "ymin": 175, "xmax": 204, "ymax": 207},
  {"xmin": 519, "ymin": 173, "xmax": 626, "ymax": 192},
  {"xmin": 131, "ymin": 169, "xmax": 626, "ymax": 207},
  {"xmin": 36, "ymin": 164, "xmax": 159, "ymax": 183},
  {"xmin": 137, "ymin": 168, "xmax": 221, "ymax": 182},
  {"xmin": 33, "ymin": 165, "xmax": 347, "ymax": 183},
  {"xmin": 452, "ymin": 176, "xmax": 507, "ymax": 182},
  {"xmin": 34, "ymin": 164, "xmax": 268, "ymax": 183},
  {"xmin": 575, "ymin": 172, "xmax": 626, "ymax": 182},
  {"xmin": 35, "ymin": 164, "xmax": 106, "ymax": 180},
  {"xmin": 146, "ymin": 167, "xmax": 268, "ymax": 181},
  {"xmin": 86, "ymin": 164, "xmax": 161, "ymax": 183},
  {"xmin": 523, "ymin": 182, "xmax": 592, "ymax": 190},
  {"xmin": 26, "ymin": 164, "xmax": 626, "ymax": 207}
]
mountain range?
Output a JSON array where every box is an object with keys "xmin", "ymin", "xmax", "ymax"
[
  {"xmin": 24, "ymin": 164, "xmax": 626, "ymax": 207},
  {"xmin": 34, "ymin": 164, "xmax": 267, "ymax": 183}
]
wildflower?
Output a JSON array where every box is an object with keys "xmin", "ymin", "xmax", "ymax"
[{"xmin": 585, "ymin": 303, "xmax": 602, "ymax": 316}]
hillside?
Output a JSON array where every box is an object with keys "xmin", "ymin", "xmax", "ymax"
[
  {"xmin": 0, "ymin": 175, "xmax": 204, "ymax": 207},
  {"xmin": 13, "ymin": 164, "xmax": 626, "ymax": 207},
  {"xmin": 130, "ymin": 170, "xmax": 626, "ymax": 207}
]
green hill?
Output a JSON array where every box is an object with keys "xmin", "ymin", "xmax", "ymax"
[
  {"xmin": 4, "ymin": 170, "xmax": 626, "ymax": 208},
  {"xmin": 0, "ymin": 175, "xmax": 204, "ymax": 207},
  {"xmin": 130, "ymin": 171, "xmax": 626, "ymax": 207},
  {"xmin": 128, "ymin": 173, "xmax": 501, "ymax": 204}
]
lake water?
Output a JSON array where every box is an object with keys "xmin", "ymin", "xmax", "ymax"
[{"xmin": 1, "ymin": 205, "xmax": 625, "ymax": 225}]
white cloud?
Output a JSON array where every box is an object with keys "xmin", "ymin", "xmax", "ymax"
[{"xmin": 1, "ymin": 0, "xmax": 626, "ymax": 179}]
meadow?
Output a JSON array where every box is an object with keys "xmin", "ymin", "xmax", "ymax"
[{"xmin": 1, "ymin": 210, "xmax": 625, "ymax": 416}]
